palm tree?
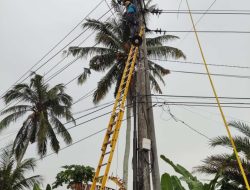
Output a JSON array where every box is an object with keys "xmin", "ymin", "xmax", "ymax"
[
  {"xmin": 0, "ymin": 74, "xmax": 75, "ymax": 163},
  {"xmin": 68, "ymin": 1, "xmax": 185, "ymax": 187},
  {"xmin": 195, "ymin": 121, "xmax": 250, "ymax": 190},
  {"xmin": 0, "ymin": 147, "xmax": 42, "ymax": 190}
]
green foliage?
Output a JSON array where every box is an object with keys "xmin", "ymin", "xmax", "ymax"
[
  {"xmin": 161, "ymin": 173, "xmax": 186, "ymax": 190},
  {"xmin": 46, "ymin": 184, "xmax": 52, "ymax": 190},
  {"xmin": 160, "ymin": 155, "xmax": 221, "ymax": 190},
  {"xmin": 68, "ymin": 8, "xmax": 186, "ymax": 104},
  {"xmin": 0, "ymin": 147, "xmax": 42, "ymax": 190},
  {"xmin": 196, "ymin": 121, "xmax": 250, "ymax": 189},
  {"xmin": 52, "ymin": 164, "xmax": 94, "ymax": 189},
  {"xmin": 0, "ymin": 74, "xmax": 75, "ymax": 160},
  {"xmin": 33, "ymin": 183, "xmax": 42, "ymax": 190},
  {"xmin": 33, "ymin": 183, "xmax": 52, "ymax": 190}
]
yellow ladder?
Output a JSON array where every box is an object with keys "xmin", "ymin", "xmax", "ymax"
[{"xmin": 90, "ymin": 27, "xmax": 144, "ymax": 190}]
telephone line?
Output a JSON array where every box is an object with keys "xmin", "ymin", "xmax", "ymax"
[
  {"xmin": 0, "ymin": 8, "xmax": 112, "ymax": 114},
  {"xmin": 171, "ymin": 69, "xmax": 250, "ymax": 79},
  {"xmin": 0, "ymin": 0, "xmax": 105, "ymax": 99},
  {"xmin": 151, "ymin": 59, "xmax": 250, "ymax": 69}
]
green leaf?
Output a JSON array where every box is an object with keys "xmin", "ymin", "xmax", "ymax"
[
  {"xmin": 161, "ymin": 173, "xmax": 173, "ymax": 190},
  {"xmin": 33, "ymin": 183, "xmax": 42, "ymax": 190}
]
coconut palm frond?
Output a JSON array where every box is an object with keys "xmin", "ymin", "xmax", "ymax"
[
  {"xmin": 229, "ymin": 121, "xmax": 250, "ymax": 138},
  {"xmin": 113, "ymin": 64, "xmax": 125, "ymax": 97},
  {"xmin": 147, "ymin": 46, "xmax": 186, "ymax": 60},
  {"xmin": 13, "ymin": 175, "xmax": 42, "ymax": 190},
  {"xmin": 148, "ymin": 61, "xmax": 166, "ymax": 86},
  {"xmin": 37, "ymin": 113, "xmax": 49, "ymax": 156},
  {"xmin": 0, "ymin": 111, "xmax": 27, "ymax": 132},
  {"xmin": 68, "ymin": 46, "xmax": 112, "ymax": 58},
  {"xmin": 95, "ymin": 30, "xmax": 122, "ymax": 50},
  {"xmin": 211, "ymin": 136, "xmax": 250, "ymax": 159},
  {"xmin": 3, "ymin": 85, "xmax": 34, "ymax": 105},
  {"xmin": 0, "ymin": 147, "xmax": 42, "ymax": 190},
  {"xmin": 146, "ymin": 35, "xmax": 179, "ymax": 47},
  {"xmin": 83, "ymin": 19, "xmax": 122, "ymax": 44},
  {"xmin": 57, "ymin": 93, "xmax": 73, "ymax": 108},
  {"xmin": 47, "ymin": 122, "xmax": 60, "ymax": 154},
  {"xmin": 50, "ymin": 115, "xmax": 72, "ymax": 145},
  {"xmin": 89, "ymin": 53, "xmax": 117, "ymax": 71},
  {"xmin": 77, "ymin": 68, "xmax": 91, "ymax": 85},
  {"xmin": 149, "ymin": 60, "xmax": 170, "ymax": 75},
  {"xmin": 111, "ymin": 0, "xmax": 124, "ymax": 14},
  {"xmin": 93, "ymin": 65, "xmax": 120, "ymax": 104},
  {"xmin": 149, "ymin": 73, "xmax": 163, "ymax": 94},
  {"xmin": 47, "ymin": 84, "xmax": 65, "ymax": 98}
]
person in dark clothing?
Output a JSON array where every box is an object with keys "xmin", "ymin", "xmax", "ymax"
[{"xmin": 124, "ymin": 1, "xmax": 138, "ymax": 38}]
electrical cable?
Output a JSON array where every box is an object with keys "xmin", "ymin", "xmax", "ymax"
[
  {"xmin": 37, "ymin": 114, "xmax": 134, "ymax": 161},
  {"xmin": 148, "ymin": 101, "xmax": 250, "ymax": 109},
  {"xmin": 0, "ymin": 7, "xmax": 113, "ymax": 114},
  {"xmin": 151, "ymin": 58, "xmax": 250, "ymax": 70},
  {"xmin": 0, "ymin": 0, "xmax": 106, "ymax": 99},
  {"xmin": 165, "ymin": 105, "xmax": 211, "ymax": 140},
  {"xmin": 0, "ymin": 102, "xmax": 133, "ymax": 151},
  {"xmin": 148, "ymin": 29, "xmax": 250, "ymax": 34},
  {"xmin": 170, "ymin": 69, "xmax": 250, "ymax": 79},
  {"xmin": 148, "ymin": 94, "xmax": 250, "ymax": 100},
  {"xmin": 44, "ymin": 8, "xmax": 113, "ymax": 83},
  {"xmin": 150, "ymin": 10, "xmax": 250, "ymax": 15}
]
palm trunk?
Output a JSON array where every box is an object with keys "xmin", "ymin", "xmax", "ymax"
[{"xmin": 122, "ymin": 94, "xmax": 132, "ymax": 189}]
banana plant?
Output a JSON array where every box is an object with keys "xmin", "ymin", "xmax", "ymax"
[{"xmin": 160, "ymin": 155, "xmax": 221, "ymax": 190}]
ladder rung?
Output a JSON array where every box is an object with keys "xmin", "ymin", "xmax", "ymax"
[
  {"xmin": 100, "ymin": 163, "xmax": 108, "ymax": 167},
  {"xmin": 104, "ymin": 141, "xmax": 111, "ymax": 145},
  {"xmin": 103, "ymin": 151, "xmax": 111, "ymax": 155},
  {"xmin": 107, "ymin": 130, "xmax": 114, "ymax": 135},
  {"xmin": 96, "ymin": 175, "xmax": 104, "ymax": 181},
  {"xmin": 112, "ymin": 114, "xmax": 118, "ymax": 119},
  {"xmin": 110, "ymin": 121, "xmax": 117, "ymax": 126},
  {"xmin": 120, "ymin": 88, "xmax": 125, "ymax": 93}
]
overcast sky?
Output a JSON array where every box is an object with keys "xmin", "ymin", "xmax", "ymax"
[{"xmin": 1, "ymin": 0, "xmax": 250, "ymax": 189}]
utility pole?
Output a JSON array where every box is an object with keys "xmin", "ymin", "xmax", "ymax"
[{"xmin": 134, "ymin": 0, "xmax": 161, "ymax": 189}]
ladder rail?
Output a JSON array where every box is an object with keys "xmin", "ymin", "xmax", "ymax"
[{"xmin": 90, "ymin": 43, "xmax": 137, "ymax": 189}]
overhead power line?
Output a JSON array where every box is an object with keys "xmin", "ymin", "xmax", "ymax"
[
  {"xmin": 148, "ymin": 94, "xmax": 250, "ymax": 100},
  {"xmin": 170, "ymin": 69, "xmax": 250, "ymax": 79},
  {"xmin": 149, "ymin": 9, "xmax": 250, "ymax": 15},
  {"xmin": 148, "ymin": 29, "xmax": 250, "ymax": 34},
  {"xmin": 38, "ymin": 114, "xmax": 133, "ymax": 161},
  {"xmin": 0, "ymin": 8, "xmax": 113, "ymax": 114},
  {"xmin": 151, "ymin": 59, "xmax": 250, "ymax": 69},
  {"xmin": 150, "ymin": 101, "xmax": 250, "ymax": 109},
  {"xmin": 0, "ymin": 0, "xmax": 105, "ymax": 99},
  {"xmin": 38, "ymin": 127, "xmax": 107, "ymax": 160},
  {"xmin": 44, "ymin": 8, "xmax": 113, "ymax": 83}
]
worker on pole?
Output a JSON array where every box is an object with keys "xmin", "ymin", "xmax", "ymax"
[{"xmin": 122, "ymin": 0, "xmax": 142, "ymax": 46}]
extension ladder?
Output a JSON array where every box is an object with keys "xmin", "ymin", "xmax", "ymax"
[{"xmin": 90, "ymin": 27, "xmax": 144, "ymax": 190}]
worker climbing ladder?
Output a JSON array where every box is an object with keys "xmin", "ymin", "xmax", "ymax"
[{"xmin": 90, "ymin": 27, "xmax": 143, "ymax": 190}]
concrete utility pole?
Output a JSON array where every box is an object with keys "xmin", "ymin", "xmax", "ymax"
[{"xmin": 134, "ymin": 0, "xmax": 161, "ymax": 189}]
